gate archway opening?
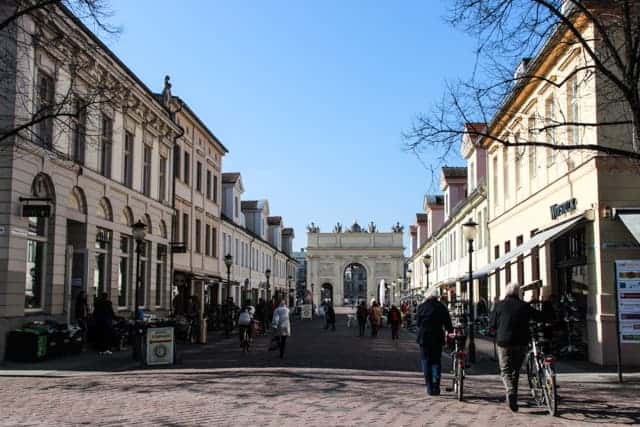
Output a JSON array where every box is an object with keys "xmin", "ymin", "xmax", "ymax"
[
  {"xmin": 344, "ymin": 263, "xmax": 367, "ymax": 306},
  {"xmin": 321, "ymin": 283, "xmax": 333, "ymax": 304}
]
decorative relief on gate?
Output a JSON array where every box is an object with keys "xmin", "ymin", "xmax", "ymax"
[
  {"xmin": 375, "ymin": 263, "xmax": 391, "ymax": 276},
  {"xmin": 319, "ymin": 263, "xmax": 334, "ymax": 276}
]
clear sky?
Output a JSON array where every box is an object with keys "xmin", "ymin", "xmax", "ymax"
[{"xmin": 106, "ymin": 0, "xmax": 476, "ymax": 251}]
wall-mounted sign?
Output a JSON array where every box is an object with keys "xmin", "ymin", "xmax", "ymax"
[
  {"xmin": 550, "ymin": 198, "xmax": 577, "ymax": 220},
  {"xmin": 170, "ymin": 242, "xmax": 187, "ymax": 253},
  {"xmin": 22, "ymin": 205, "xmax": 50, "ymax": 218}
]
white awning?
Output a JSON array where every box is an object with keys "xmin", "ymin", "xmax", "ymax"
[
  {"xmin": 616, "ymin": 209, "xmax": 640, "ymax": 244},
  {"xmin": 472, "ymin": 215, "xmax": 585, "ymax": 278}
]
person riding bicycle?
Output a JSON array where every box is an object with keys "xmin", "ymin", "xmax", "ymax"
[
  {"xmin": 416, "ymin": 287, "xmax": 453, "ymax": 397},
  {"xmin": 238, "ymin": 300, "xmax": 254, "ymax": 347},
  {"xmin": 490, "ymin": 283, "xmax": 542, "ymax": 412}
]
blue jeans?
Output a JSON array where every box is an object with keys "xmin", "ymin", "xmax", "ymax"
[{"xmin": 420, "ymin": 343, "xmax": 442, "ymax": 395}]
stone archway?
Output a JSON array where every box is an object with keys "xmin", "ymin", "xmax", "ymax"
[
  {"xmin": 321, "ymin": 283, "xmax": 333, "ymax": 304},
  {"xmin": 344, "ymin": 263, "xmax": 367, "ymax": 306}
]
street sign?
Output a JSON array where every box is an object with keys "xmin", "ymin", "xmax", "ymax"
[
  {"xmin": 22, "ymin": 204, "xmax": 50, "ymax": 218},
  {"xmin": 614, "ymin": 260, "xmax": 640, "ymax": 343}
]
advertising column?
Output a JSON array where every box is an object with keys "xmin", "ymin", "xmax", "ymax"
[{"xmin": 613, "ymin": 260, "xmax": 640, "ymax": 381}]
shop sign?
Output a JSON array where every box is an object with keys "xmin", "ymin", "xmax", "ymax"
[
  {"xmin": 22, "ymin": 204, "xmax": 50, "ymax": 218},
  {"xmin": 614, "ymin": 260, "xmax": 640, "ymax": 343},
  {"xmin": 550, "ymin": 198, "xmax": 577, "ymax": 220}
]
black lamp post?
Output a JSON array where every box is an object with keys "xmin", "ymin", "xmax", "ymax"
[
  {"xmin": 423, "ymin": 254, "xmax": 432, "ymax": 291},
  {"xmin": 407, "ymin": 269, "xmax": 413, "ymax": 302},
  {"xmin": 288, "ymin": 275, "xmax": 293, "ymax": 307},
  {"xmin": 224, "ymin": 253, "xmax": 233, "ymax": 302},
  {"xmin": 265, "ymin": 268, "xmax": 271, "ymax": 302},
  {"xmin": 462, "ymin": 218, "xmax": 479, "ymax": 364},
  {"xmin": 132, "ymin": 219, "xmax": 147, "ymax": 319}
]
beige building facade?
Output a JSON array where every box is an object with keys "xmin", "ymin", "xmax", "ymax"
[{"xmin": 306, "ymin": 221, "xmax": 404, "ymax": 306}]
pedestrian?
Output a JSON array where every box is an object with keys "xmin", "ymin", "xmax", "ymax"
[
  {"xmin": 388, "ymin": 304, "xmax": 402, "ymax": 340},
  {"xmin": 356, "ymin": 301, "xmax": 368, "ymax": 337},
  {"xmin": 416, "ymin": 287, "xmax": 453, "ymax": 396},
  {"xmin": 93, "ymin": 292, "xmax": 116, "ymax": 355},
  {"xmin": 369, "ymin": 301, "xmax": 382, "ymax": 337},
  {"xmin": 489, "ymin": 283, "xmax": 541, "ymax": 412},
  {"xmin": 272, "ymin": 300, "xmax": 291, "ymax": 358},
  {"xmin": 325, "ymin": 302, "xmax": 336, "ymax": 331}
]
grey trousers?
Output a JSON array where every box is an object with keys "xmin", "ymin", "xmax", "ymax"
[{"xmin": 497, "ymin": 345, "xmax": 528, "ymax": 395}]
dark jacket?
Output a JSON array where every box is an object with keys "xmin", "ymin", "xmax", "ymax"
[
  {"xmin": 326, "ymin": 305, "xmax": 336, "ymax": 323},
  {"xmin": 356, "ymin": 305, "xmax": 368, "ymax": 320},
  {"xmin": 93, "ymin": 297, "xmax": 115, "ymax": 327},
  {"xmin": 490, "ymin": 295, "xmax": 540, "ymax": 346},
  {"xmin": 416, "ymin": 298, "xmax": 453, "ymax": 347}
]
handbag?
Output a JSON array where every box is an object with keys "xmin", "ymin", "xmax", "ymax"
[{"xmin": 268, "ymin": 335, "xmax": 279, "ymax": 351}]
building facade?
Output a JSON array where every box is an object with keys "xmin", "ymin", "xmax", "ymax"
[
  {"xmin": 0, "ymin": 4, "xmax": 180, "ymax": 356},
  {"xmin": 306, "ymin": 221, "xmax": 404, "ymax": 306}
]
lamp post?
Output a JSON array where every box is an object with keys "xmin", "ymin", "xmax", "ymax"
[
  {"xmin": 224, "ymin": 253, "xmax": 233, "ymax": 302},
  {"xmin": 131, "ymin": 219, "xmax": 146, "ymax": 361},
  {"xmin": 462, "ymin": 218, "xmax": 479, "ymax": 364},
  {"xmin": 265, "ymin": 269, "xmax": 271, "ymax": 302},
  {"xmin": 288, "ymin": 275, "xmax": 293, "ymax": 307},
  {"xmin": 407, "ymin": 269, "xmax": 413, "ymax": 303},
  {"xmin": 423, "ymin": 254, "xmax": 432, "ymax": 291}
]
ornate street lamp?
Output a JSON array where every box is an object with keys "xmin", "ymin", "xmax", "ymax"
[
  {"xmin": 132, "ymin": 219, "xmax": 147, "ymax": 319},
  {"xmin": 462, "ymin": 218, "xmax": 479, "ymax": 364},
  {"xmin": 265, "ymin": 268, "xmax": 271, "ymax": 302},
  {"xmin": 407, "ymin": 269, "xmax": 413, "ymax": 302},
  {"xmin": 288, "ymin": 275, "xmax": 293, "ymax": 307},
  {"xmin": 423, "ymin": 254, "xmax": 432, "ymax": 291},
  {"xmin": 224, "ymin": 253, "xmax": 233, "ymax": 302}
]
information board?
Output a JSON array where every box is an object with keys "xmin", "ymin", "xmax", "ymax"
[
  {"xmin": 614, "ymin": 260, "xmax": 640, "ymax": 343},
  {"xmin": 146, "ymin": 327, "xmax": 175, "ymax": 365},
  {"xmin": 301, "ymin": 304, "xmax": 313, "ymax": 320}
]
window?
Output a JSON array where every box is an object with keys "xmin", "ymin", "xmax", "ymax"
[
  {"xmin": 213, "ymin": 175, "xmax": 218, "ymax": 203},
  {"xmin": 234, "ymin": 197, "xmax": 239, "ymax": 217},
  {"xmin": 182, "ymin": 213, "xmax": 189, "ymax": 248},
  {"xmin": 137, "ymin": 241, "xmax": 149, "ymax": 307},
  {"xmin": 235, "ymin": 238, "xmax": 239, "ymax": 262},
  {"xmin": 123, "ymin": 131, "xmax": 134, "ymax": 188},
  {"xmin": 35, "ymin": 71, "xmax": 54, "ymax": 147},
  {"xmin": 514, "ymin": 132, "xmax": 523, "ymax": 189},
  {"xmin": 205, "ymin": 224, "xmax": 211, "ymax": 256},
  {"xmin": 517, "ymin": 255, "xmax": 524, "ymax": 285},
  {"xmin": 568, "ymin": 77, "xmax": 580, "ymax": 146},
  {"xmin": 504, "ymin": 240, "xmax": 511, "ymax": 253},
  {"xmin": 94, "ymin": 228, "xmax": 112, "ymax": 298},
  {"xmin": 195, "ymin": 219, "xmax": 201, "ymax": 253},
  {"xmin": 516, "ymin": 235, "xmax": 523, "ymax": 246},
  {"xmin": 25, "ymin": 214, "xmax": 48, "ymax": 309},
  {"xmin": 72, "ymin": 99, "xmax": 86, "ymax": 164},
  {"xmin": 173, "ymin": 145, "xmax": 181, "ymax": 178},
  {"xmin": 142, "ymin": 145, "xmax": 152, "ymax": 196},
  {"xmin": 494, "ymin": 245, "xmax": 500, "ymax": 260},
  {"xmin": 206, "ymin": 170, "xmax": 212, "ymax": 199},
  {"xmin": 196, "ymin": 161, "xmax": 202, "ymax": 193},
  {"xmin": 545, "ymin": 95, "xmax": 556, "ymax": 166},
  {"xmin": 155, "ymin": 245, "xmax": 167, "ymax": 306},
  {"xmin": 119, "ymin": 236, "xmax": 131, "ymax": 307},
  {"xmin": 505, "ymin": 261, "xmax": 512, "ymax": 284},
  {"xmin": 159, "ymin": 155, "xmax": 167, "ymax": 201},
  {"xmin": 212, "ymin": 227, "xmax": 217, "ymax": 257},
  {"xmin": 492, "ymin": 156, "xmax": 499, "ymax": 207},
  {"xmin": 502, "ymin": 148, "xmax": 509, "ymax": 201},
  {"xmin": 100, "ymin": 115, "xmax": 113, "ymax": 178},
  {"xmin": 528, "ymin": 116, "xmax": 537, "ymax": 179},
  {"xmin": 184, "ymin": 151, "xmax": 190, "ymax": 184}
]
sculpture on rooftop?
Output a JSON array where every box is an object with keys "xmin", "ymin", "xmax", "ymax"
[
  {"xmin": 368, "ymin": 221, "xmax": 377, "ymax": 233},
  {"xmin": 307, "ymin": 222, "xmax": 320, "ymax": 233},
  {"xmin": 391, "ymin": 222, "xmax": 404, "ymax": 233},
  {"xmin": 334, "ymin": 222, "xmax": 342, "ymax": 233},
  {"xmin": 349, "ymin": 219, "xmax": 363, "ymax": 233}
]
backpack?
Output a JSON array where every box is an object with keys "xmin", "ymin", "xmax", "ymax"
[{"xmin": 238, "ymin": 311, "xmax": 251, "ymax": 326}]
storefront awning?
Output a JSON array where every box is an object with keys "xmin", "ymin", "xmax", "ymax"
[
  {"xmin": 472, "ymin": 215, "xmax": 585, "ymax": 278},
  {"xmin": 616, "ymin": 208, "xmax": 640, "ymax": 244},
  {"xmin": 435, "ymin": 279, "xmax": 457, "ymax": 289}
]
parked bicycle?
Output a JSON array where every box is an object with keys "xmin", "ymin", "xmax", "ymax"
[
  {"xmin": 526, "ymin": 320, "xmax": 558, "ymax": 416},
  {"xmin": 445, "ymin": 322, "xmax": 467, "ymax": 401}
]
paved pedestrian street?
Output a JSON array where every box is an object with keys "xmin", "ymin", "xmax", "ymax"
[{"xmin": 1, "ymin": 311, "xmax": 638, "ymax": 427}]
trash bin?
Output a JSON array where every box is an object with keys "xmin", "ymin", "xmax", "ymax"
[{"xmin": 5, "ymin": 327, "xmax": 48, "ymax": 362}]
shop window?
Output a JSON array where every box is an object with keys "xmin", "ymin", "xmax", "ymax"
[
  {"xmin": 94, "ymin": 228, "xmax": 112, "ymax": 298},
  {"xmin": 118, "ymin": 236, "xmax": 131, "ymax": 308}
]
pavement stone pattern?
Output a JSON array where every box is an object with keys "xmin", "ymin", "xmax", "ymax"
[{"xmin": 0, "ymin": 308, "xmax": 638, "ymax": 426}]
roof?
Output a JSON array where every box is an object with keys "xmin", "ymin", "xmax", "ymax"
[
  {"xmin": 222, "ymin": 172, "xmax": 241, "ymax": 184},
  {"xmin": 416, "ymin": 213, "xmax": 428, "ymax": 223},
  {"xmin": 267, "ymin": 216, "xmax": 282, "ymax": 226},
  {"xmin": 241, "ymin": 200, "xmax": 258, "ymax": 210},
  {"xmin": 170, "ymin": 96, "xmax": 229, "ymax": 153},
  {"xmin": 424, "ymin": 194, "xmax": 444, "ymax": 206},
  {"xmin": 442, "ymin": 166, "xmax": 468, "ymax": 179}
]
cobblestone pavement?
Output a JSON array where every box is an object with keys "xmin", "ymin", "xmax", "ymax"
[{"xmin": 1, "ymin": 309, "xmax": 638, "ymax": 426}]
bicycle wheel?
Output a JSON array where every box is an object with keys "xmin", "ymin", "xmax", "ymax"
[
  {"xmin": 542, "ymin": 365, "xmax": 558, "ymax": 416},
  {"xmin": 456, "ymin": 359, "xmax": 464, "ymax": 401},
  {"xmin": 526, "ymin": 352, "xmax": 536, "ymax": 391}
]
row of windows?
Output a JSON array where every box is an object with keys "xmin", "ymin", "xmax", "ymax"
[
  {"xmin": 173, "ymin": 145, "xmax": 219, "ymax": 203},
  {"xmin": 172, "ymin": 210, "xmax": 218, "ymax": 258},
  {"xmin": 220, "ymin": 232, "xmax": 290, "ymax": 278}
]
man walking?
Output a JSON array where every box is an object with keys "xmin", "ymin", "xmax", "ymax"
[
  {"xmin": 325, "ymin": 302, "xmax": 336, "ymax": 331},
  {"xmin": 356, "ymin": 301, "xmax": 368, "ymax": 337},
  {"xmin": 490, "ymin": 283, "xmax": 540, "ymax": 412},
  {"xmin": 272, "ymin": 300, "xmax": 291, "ymax": 358},
  {"xmin": 416, "ymin": 288, "xmax": 452, "ymax": 396}
]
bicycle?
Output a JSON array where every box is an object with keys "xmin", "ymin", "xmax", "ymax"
[
  {"xmin": 446, "ymin": 324, "xmax": 467, "ymax": 401},
  {"xmin": 526, "ymin": 321, "xmax": 558, "ymax": 416},
  {"xmin": 240, "ymin": 325, "xmax": 251, "ymax": 353}
]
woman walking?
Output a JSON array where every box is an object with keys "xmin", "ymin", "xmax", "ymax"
[
  {"xmin": 356, "ymin": 301, "xmax": 368, "ymax": 337},
  {"xmin": 388, "ymin": 304, "xmax": 402, "ymax": 340},
  {"xmin": 369, "ymin": 301, "xmax": 382, "ymax": 337},
  {"xmin": 272, "ymin": 300, "xmax": 291, "ymax": 358}
]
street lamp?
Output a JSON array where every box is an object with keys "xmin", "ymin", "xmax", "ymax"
[
  {"xmin": 224, "ymin": 253, "xmax": 233, "ymax": 302},
  {"xmin": 132, "ymin": 219, "xmax": 147, "ymax": 320},
  {"xmin": 423, "ymin": 254, "xmax": 432, "ymax": 291},
  {"xmin": 288, "ymin": 275, "xmax": 293, "ymax": 307},
  {"xmin": 407, "ymin": 269, "xmax": 413, "ymax": 303},
  {"xmin": 265, "ymin": 269, "xmax": 271, "ymax": 302},
  {"xmin": 462, "ymin": 218, "xmax": 479, "ymax": 364}
]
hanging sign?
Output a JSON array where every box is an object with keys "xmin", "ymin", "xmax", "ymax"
[{"xmin": 22, "ymin": 205, "xmax": 50, "ymax": 218}]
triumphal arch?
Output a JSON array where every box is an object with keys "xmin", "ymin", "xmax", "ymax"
[{"xmin": 306, "ymin": 220, "xmax": 405, "ymax": 306}]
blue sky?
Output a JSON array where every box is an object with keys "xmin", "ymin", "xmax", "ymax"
[{"xmin": 107, "ymin": 0, "xmax": 476, "ymax": 251}]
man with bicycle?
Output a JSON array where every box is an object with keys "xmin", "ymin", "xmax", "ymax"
[
  {"xmin": 416, "ymin": 287, "xmax": 453, "ymax": 396},
  {"xmin": 490, "ymin": 282, "xmax": 541, "ymax": 412},
  {"xmin": 238, "ymin": 300, "xmax": 255, "ymax": 348}
]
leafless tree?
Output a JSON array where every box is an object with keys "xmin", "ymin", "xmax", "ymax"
[
  {"xmin": 404, "ymin": 0, "xmax": 640, "ymax": 164},
  {"xmin": 0, "ymin": 0, "xmax": 128, "ymax": 161}
]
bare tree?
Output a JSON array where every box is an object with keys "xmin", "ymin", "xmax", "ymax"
[
  {"xmin": 0, "ymin": 0, "xmax": 127, "ymax": 161},
  {"xmin": 404, "ymin": 0, "xmax": 640, "ymax": 163}
]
